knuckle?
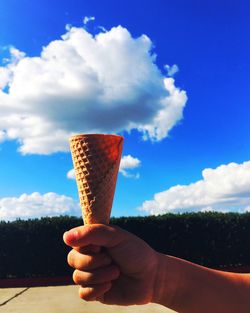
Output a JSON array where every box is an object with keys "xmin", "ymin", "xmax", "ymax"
[
  {"xmin": 86, "ymin": 272, "xmax": 95, "ymax": 283},
  {"xmin": 67, "ymin": 250, "xmax": 75, "ymax": 267},
  {"xmin": 79, "ymin": 287, "xmax": 94, "ymax": 301},
  {"xmin": 84, "ymin": 255, "xmax": 94, "ymax": 269},
  {"xmin": 82, "ymin": 254, "xmax": 110, "ymax": 270},
  {"xmin": 73, "ymin": 270, "xmax": 82, "ymax": 284},
  {"xmin": 78, "ymin": 287, "xmax": 84, "ymax": 299},
  {"xmin": 73, "ymin": 270, "xmax": 95, "ymax": 285}
]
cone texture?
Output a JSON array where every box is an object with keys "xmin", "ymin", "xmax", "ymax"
[{"xmin": 69, "ymin": 134, "xmax": 123, "ymax": 224}]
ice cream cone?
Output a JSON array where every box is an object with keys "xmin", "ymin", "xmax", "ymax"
[{"xmin": 69, "ymin": 134, "xmax": 123, "ymax": 224}]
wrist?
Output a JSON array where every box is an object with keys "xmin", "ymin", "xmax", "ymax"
[{"xmin": 152, "ymin": 253, "xmax": 182, "ymax": 309}]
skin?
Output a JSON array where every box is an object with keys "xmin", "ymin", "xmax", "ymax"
[{"xmin": 63, "ymin": 224, "xmax": 250, "ymax": 313}]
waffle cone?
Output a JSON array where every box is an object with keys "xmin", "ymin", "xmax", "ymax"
[{"xmin": 69, "ymin": 134, "xmax": 123, "ymax": 224}]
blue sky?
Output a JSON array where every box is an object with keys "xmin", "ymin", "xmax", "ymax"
[{"xmin": 0, "ymin": 0, "xmax": 250, "ymax": 220}]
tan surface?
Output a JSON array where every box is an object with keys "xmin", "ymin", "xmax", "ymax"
[
  {"xmin": 0, "ymin": 288, "xmax": 25, "ymax": 305},
  {"xmin": 0, "ymin": 285, "xmax": 177, "ymax": 313}
]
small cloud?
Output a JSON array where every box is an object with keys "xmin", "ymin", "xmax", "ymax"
[
  {"xmin": 67, "ymin": 168, "xmax": 76, "ymax": 180},
  {"xmin": 120, "ymin": 171, "xmax": 140, "ymax": 179},
  {"xmin": 98, "ymin": 26, "xmax": 107, "ymax": 33},
  {"xmin": 83, "ymin": 16, "xmax": 95, "ymax": 25},
  {"xmin": 65, "ymin": 24, "xmax": 72, "ymax": 31},
  {"xmin": 67, "ymin": 154, "xmax": 141, "ymax": 180},
  {"xmin": 0, "ymin": 192, "xmax": 80, "ymax": 221},
  {"xmin": 164, "ymin": 64, "xmax": 179, "ymax": 77},
  {"xmin": 119, "ymin": 155, "xmax": 141, "ymax": 179}
]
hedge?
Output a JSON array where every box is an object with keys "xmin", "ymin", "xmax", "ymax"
[{"xmin": 0, "ymin": 212, "xmax": 250, "ymax": 278}]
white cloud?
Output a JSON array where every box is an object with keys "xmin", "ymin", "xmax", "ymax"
[
  {"xmin": 0, "ymin": 192, "xmax": 80, "ymax": 221},
  {"xmin": 245, "ymin": 206, "xmax": 250, "ymax": 212},
  {"xmin": 67, "ymin": 154, "xmax": 141, "ymax": 180},
  {"xmin": 139, "ymin": 78, "xmax": 186, "ymax": 141},
  {"xmin": 120, "ymin": 155, "xmax": 141, "ymax": 169},
  {"xmin": 83, "ymin": 16, "xmax": 95, "ymax": 25},
  {"xmin": 141, "ymin": 161, "xmax": 250, "ymax": 214},
  {"xmin": 65, "ymin": 24, "xmax": 72, "ymax": 31},
  {"xmin": 164, "ymin": 64, "xmax": 179, "ymax": 77},
  {"xmin": 0, "ymin": 130, "xmax": 7, "ymax": 143},
  {"xmin": 0, "ymin": 67, "xmax": 11, "ymax": 89},
  {"xmin": 67, "ymin": 168, "xmax": 76, "ymax": 180},
  {"xmin": 0, "ymin": 25, "xmax": 187, "ymax": 154},
  {"xmin": 9, "ymin": 47, "xmax": 26, "ymax": 62},
  {"xmin": 119, "ymin": 155, "xmax": 141, "ymax": 178},
  {"xmin": 0, "ymin": 47, "xmax": 25, "ymax": 90}
]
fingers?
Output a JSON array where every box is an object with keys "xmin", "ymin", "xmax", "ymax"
[
  {"xmin": 68, "ymin": 249, "xmax": 112, "ymax": 271},
  {"xmin": 76, "ymin": 244, "xmax": 101, "ymax": 254},
  {"xmin": 73, "ymin": 265, "xmax": 120, "ymax": 286},
  {"xmin": 72, "ymin": 259, "xmax": 119, "ymax": 302},
  {"xmin": 63, "ymin": 224, "xmax": 126, "ymax": 248},
  {"xmin": 63, "ymin": 224, "xmax": 126, "ymax": 303},
  {"xmin": 78, "ymin": 282, "xmax": 111, "ymax": 301}
]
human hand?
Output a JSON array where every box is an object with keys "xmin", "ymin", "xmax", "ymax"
[
  {"xmin": 63, "ymin": 224, "xmax": 159, "ymax": 305},
  {"xmin": 64, "ymin": 224, "xmax": 250, "ymax": 313}
]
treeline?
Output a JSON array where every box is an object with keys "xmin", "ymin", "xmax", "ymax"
[{"xmin": 1, "ymin": 212, "xmax": 250, "ymax": 278}]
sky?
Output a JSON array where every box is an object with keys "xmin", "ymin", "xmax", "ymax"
[{"xmin": 0, "ymin": 0, "xmax": 250, "ymax": 220}]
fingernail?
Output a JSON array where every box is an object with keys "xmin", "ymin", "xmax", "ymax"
[{"xmin": 63, "ymin": 231, "xmax": 68, "ymax": 242}]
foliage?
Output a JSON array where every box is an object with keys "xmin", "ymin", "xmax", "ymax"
[
  {"xmin": 1, "ymin": 212, "xmax": 250, "ymax": 278},
  {"xmin": 0, "ymin": 216, "xmax": 81, "ymax": 278}
]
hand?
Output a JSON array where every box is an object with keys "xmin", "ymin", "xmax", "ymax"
[{"xmin": 63, "ymin": 224, "xmax": 159, "ymax": 305}]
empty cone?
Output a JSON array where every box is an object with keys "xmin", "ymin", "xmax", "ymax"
[{"xmin": 69, "ymin": 134, "xmax": 124, "ymax": 224}]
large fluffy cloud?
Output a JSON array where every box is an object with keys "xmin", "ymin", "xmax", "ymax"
[
  {"xmin": 0, "ymin": 24, "xmax": 187, "ymax": 154},
  {"xmin": 141, "ymin": 161, "xmax": 250, "ymax": 214},
  {"xmin": 0, "ymin": 192, "xmax": 80, "ymax": 221}
]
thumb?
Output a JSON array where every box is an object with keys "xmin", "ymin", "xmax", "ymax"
[{"xmin": 63, "ymin": 224, "xmax": 125, "ymax": 248}]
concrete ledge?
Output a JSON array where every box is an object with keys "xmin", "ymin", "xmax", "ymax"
[{"xmin": 0, "ymin": 286, "xmax": 176, "ymax": 313}]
